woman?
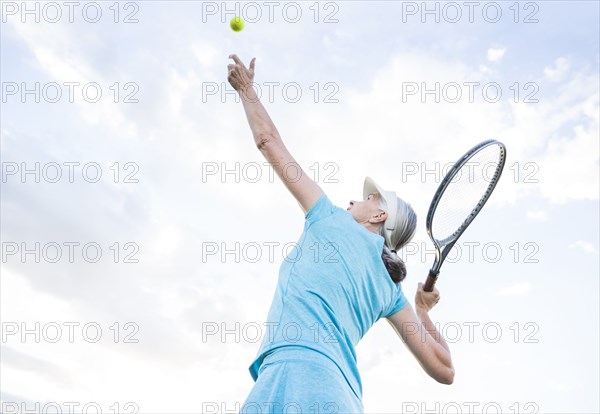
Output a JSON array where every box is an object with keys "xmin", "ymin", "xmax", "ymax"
[{"xmin": 227, "ymin": 54, "xmax": 454, "ymax": 414}]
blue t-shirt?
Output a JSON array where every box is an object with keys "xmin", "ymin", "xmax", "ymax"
[{"xmin": 248, "ymin": 193, "xmax": 409, "ymax": 398}]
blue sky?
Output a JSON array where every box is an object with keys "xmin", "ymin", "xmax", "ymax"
[{"xmin": 1, "ymin": 1, "xmax": 599, "ymax": 413}]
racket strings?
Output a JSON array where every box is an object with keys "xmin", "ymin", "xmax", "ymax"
[{"xmin": 431, "ymin": 145, "xmax": 504, "ymax": 243}]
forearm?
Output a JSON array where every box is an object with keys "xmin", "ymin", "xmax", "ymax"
[
  {"xmin": 417, "ymin": 306, "xmax": 454, "ymax": 382},
  {"xmin": 416, "ymin": 306, "xmax": 451, "ymax": 353},
  {"xmin": 239, "ymin": 86, "xmax": 281, "ymax": 146}
]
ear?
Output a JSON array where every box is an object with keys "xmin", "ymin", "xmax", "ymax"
[{"xmin": 368, "ymin": 210, "xmax": 387, "ymax": 224}]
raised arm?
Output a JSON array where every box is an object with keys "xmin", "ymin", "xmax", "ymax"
[
  {"xmin": 227, "ymin": 54, "xmax": 323, "ymax": 214},
  {"xmin": 385, "ymin": 283, "xmax": 455, "ymax": 385}
]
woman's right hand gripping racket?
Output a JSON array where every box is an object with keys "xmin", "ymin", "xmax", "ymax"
[{"xmin": 423, "ymin": 140, "xmax": 507, "ymax": 292}]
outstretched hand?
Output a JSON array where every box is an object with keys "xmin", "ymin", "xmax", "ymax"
[{"xmin": 227, "ymin": 54, "xmax": 256, "ymax": 93}]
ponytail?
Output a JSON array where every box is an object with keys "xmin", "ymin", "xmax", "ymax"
[
  {"xmin": 377, "ymin": 195, "xmax": 416, "ymax": 284},
  {"xmin": 381, "ymin": 244, "xmax": 407, "ymax": 284}
]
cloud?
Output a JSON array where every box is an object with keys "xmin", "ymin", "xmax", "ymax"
[
  {"xmin": 8, "ymin": 20, "xmax": 138, "ymax": 138},
  {"xmin": 544, "ymin": 57, "xmax": 571, "ymax": 82},
  {"xmin": 287, "ymin": 52, "xmax": 599, "ymax": 209},
  {"xmin": 497, "ymin": 282, "xmax": 532, "ymax": 296},
  {"xmin": 569, "ymin": 240, "xmax": 597, "ymax": 254},
  {"xmin": 535, "ymin": 122, "xmax": 599, "ymax": 204},
  {"xmin": 554, "ymin": 382, "xmax": 581, "ymax": 392},
  {"xmin": 503, "ymin": 64, "xmax": 599, "ymax": 205},
  {"xmin": 0, "ymin": 391, "xmax": 37, "ymax": 409},
  {"xmin": 191, "ymin": 42, "xmax": 219, "ymax": 68},
  {"xmin": 487, "ymin": 47, "xmax": 507, "ymax": 63},
  {"xmin": 526, "ymin": 210, "xmax": 548, "ymax": 221},
  {"xmin": 0, "ymin": 346, "xmax": 72, "ymax": 386}
]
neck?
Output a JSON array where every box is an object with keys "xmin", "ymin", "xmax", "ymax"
[{"xmin": 359, "ymin": 221, "xmax": 381, "ymax": 235}]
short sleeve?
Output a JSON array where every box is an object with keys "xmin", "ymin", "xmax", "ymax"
[
  {"xmin": 304, "ymin": 193, "xmax": 334, "ymax": 224},
  {"xmin": 384, "ymin": 283, "xmax": 409, "ymax": 318}
]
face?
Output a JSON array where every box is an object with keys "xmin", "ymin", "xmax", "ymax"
[{"xmin": 347, "ymin": 192, "xmax": 387, "ymax": 224}]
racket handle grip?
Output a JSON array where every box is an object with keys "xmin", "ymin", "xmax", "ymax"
[{"xmin": 423, "ymin": 270, "xmax": 438, "ymax": 292}]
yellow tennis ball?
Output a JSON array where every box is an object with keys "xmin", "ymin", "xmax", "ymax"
[{"xmin": 230, "ymin": 16, "xmax": 244, "ymax": 32}]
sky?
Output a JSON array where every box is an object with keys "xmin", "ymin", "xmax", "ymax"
[{"xmin": 1, "ymin": 0, "xmax": 599, "ymax": 413}]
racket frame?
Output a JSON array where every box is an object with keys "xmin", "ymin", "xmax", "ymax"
[{"xmin": 424, "ymin": 139, "xmax": 507, "ymax": 291}]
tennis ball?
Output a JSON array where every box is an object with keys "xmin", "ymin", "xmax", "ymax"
[{"xmin": 230, "ymin": 16, "xmax": 244, "ymax": 32}]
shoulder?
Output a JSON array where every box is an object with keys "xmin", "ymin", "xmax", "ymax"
[{"xmin": 304, "ymin": 193, "xmax": 348, "ymax": 224}]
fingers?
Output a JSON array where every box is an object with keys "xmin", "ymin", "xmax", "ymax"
[
  {"xmin": 229, "ymin": 53, "xmax": 245, "ymax": 67},
  {"xmin": 417, "ymin": 282, "xmax": 439, "ymax": 296},
  {"xmin": 249, "ymin": 57, "xmax": 256, "ymax": 75},
  {"xmin": 433, "ymin": 289, "xmax": 441, "ymax": 305}
]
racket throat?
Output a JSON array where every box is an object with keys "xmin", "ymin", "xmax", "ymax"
[{"xmin": 428, "ymin": 268, "xmax": 440, "ymax": 278}]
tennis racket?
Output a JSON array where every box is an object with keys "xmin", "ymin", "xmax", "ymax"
[{"xmin": 423, "ymin": 139, "xmax": 507, "ymax": 292}]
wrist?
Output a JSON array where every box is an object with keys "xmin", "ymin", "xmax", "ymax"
[
  {"xmin": 238, "ymin": 82, "xmax": 258, "ymax": 102},
  {"xmin": 416, "ymin": 304, "xmax": 429, "ymax": 315}
]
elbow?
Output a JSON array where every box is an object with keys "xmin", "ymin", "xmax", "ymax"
[
  {"xmin": 256, "ymin": 133, "xmax": 278, "ymax": 151},
  {"xmin": 436, "ymin": 367, "xmax": 455, "ymax": 385}
]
